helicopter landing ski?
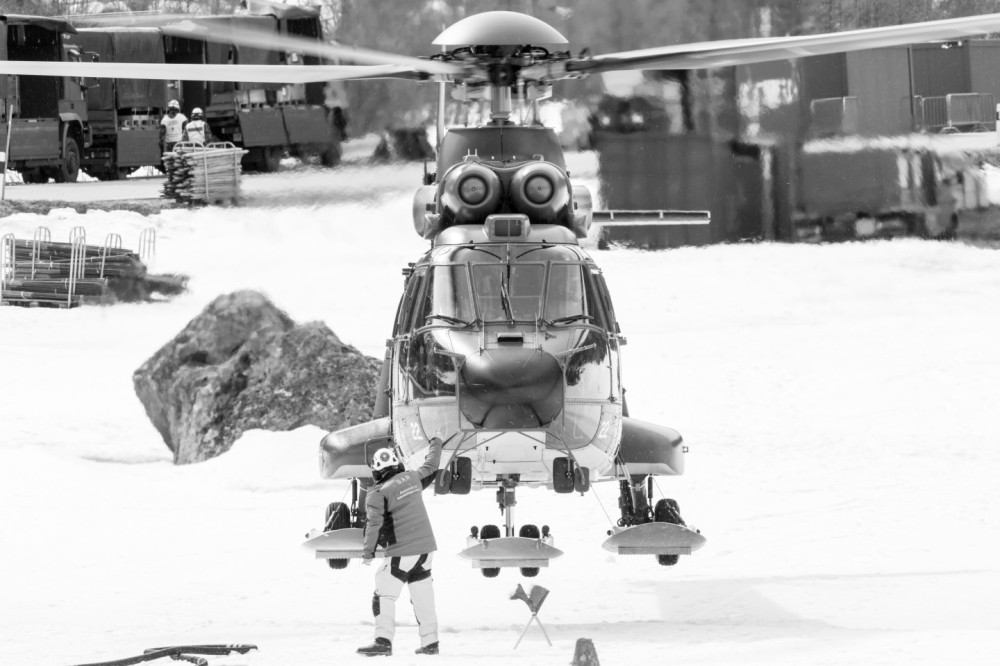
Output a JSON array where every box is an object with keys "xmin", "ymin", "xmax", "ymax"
[
  {"xmin": 602, "ymin": 523, "xmax": 706, "ymax": 557},
  {"xmin": 459, "ymin": 535, "xmax": 563, "ymax": 571},
  {"xmin": 303, "ymin": 527, "xmax": 384, "ymax": 561}
]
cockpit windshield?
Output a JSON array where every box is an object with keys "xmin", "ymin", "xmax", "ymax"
[
  {"xmin": 413, "ymin": 246, "xmax": 603, "ymax": 330},
  {"xmin": 417, "ymin": 265, "xmax": 475, "ymax": 327}
]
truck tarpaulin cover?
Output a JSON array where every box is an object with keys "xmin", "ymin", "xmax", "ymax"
[
  {"xmin": 112, "ymin": 29, "xmax": 167, "ymax": 108},
  {"xmin": 74, "ymin": 29, "xmax": 167, "ymax": 110},
  {"xmin": 199, "ymin": 16, "xmax": 282, "ymax": 92},
  {"xmin": 74, "ymin": 30, "xmax": 115, "ymax": 110}
]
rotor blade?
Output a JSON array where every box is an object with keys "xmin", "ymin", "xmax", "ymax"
[
  {"xmin": 0, "ymin": 60, "xmax": 416, "ymax": 83},
  {"xmin": 163, "ymin": 20, "xmax": 465, "ymax": 76},
  {"xmin": 556, "ymin": 12, "xmax": 1000, "ymax": 75},
  {"xmin": 69, "ymin": 13, "xmax": 465, "ymax": 77}
]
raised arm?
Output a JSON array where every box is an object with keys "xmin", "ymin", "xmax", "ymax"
[{"xmin": 417, "ymin": 437, "xmax": 444, "ymax": 488}]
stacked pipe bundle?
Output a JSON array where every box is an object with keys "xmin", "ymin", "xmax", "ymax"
[
  {"xmin": 161, "ymin": 142, "xmax": 248, "ymax": 205},
  {"xmin": 1, "ymin": 234, "xmax": 145, "ymax": 308}
]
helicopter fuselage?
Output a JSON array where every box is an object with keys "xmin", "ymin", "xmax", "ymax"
[{"xmin": 389, "ymin": 221, "xmax": 625, "ymax": 490}]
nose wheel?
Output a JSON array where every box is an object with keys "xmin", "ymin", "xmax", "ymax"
[{"xmin": 461, "ymin": 476, "xmax": 562, "ymax": 576}]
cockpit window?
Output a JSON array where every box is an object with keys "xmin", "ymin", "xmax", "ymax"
[
  {"xmin": 545, "ymin": 263, "xmax": 586, "ymax": 321},
  {"xmin": 472, "ymin": 264, "xmax": 545, "ymax": 322},
  {"xmin": 416, "ymin": 264, "xmax": 474, "ymax": 328}
]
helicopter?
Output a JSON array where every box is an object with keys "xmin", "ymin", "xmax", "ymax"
[{"xmin": 8, "ymin": 6, "xmax": 1000, "ymax": 577}]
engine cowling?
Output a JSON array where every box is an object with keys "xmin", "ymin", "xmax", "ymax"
[
  {"xmin": 508, "ymin": 161, "xmax": 571, "ymax": 224},
  {"xmin": 438, "ymin": 161, "xmax": 503, "ymax": 226}
]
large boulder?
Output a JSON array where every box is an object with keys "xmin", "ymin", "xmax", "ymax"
[{"xmin": 133, "ymin": 290, "xmax": 382, "ymax": 464}]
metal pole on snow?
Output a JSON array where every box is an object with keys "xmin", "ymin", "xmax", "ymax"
[{"xmin": 1, "ymin": 75, "xmax": 14, "ymax": 202}]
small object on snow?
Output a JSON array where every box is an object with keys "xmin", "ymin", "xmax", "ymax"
[
  {"xmin": 510, "ymin": 583, "xmax": 551, "ymax": 649},
  {"xmin": 571, "ymin": 638, "xmax": 601, "ymax": 666},
  {"xmin": 70, "ymin": 643, "xmax": 257, "ymax": 666}
]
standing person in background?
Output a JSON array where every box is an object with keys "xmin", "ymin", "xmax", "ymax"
[
  {"xmin": 183, "ymin": 108, "xmax": 214, "ymax": 144},
  {"xmin": 356, "ymin": 438, "xmax": 444, "ymax": 657},
  {"xmin": 159, "ymin": 99, "xmax": 187, "ymax": 153}
]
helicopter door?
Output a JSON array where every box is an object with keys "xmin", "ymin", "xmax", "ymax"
[{"xmin": 393, "ymin": 268, "xmax": 426, "ymax": 404}]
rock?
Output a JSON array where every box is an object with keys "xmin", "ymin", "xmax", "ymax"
[{"xmin": 133, "ymin": 290, "xmax": 382, "ymax": 464}]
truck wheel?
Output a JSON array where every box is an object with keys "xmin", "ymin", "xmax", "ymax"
[
  {"xmin": 261, "ymin": 146, "xmax": 282, "ymax": 172},
  {"xmin": 321, "ymin": 142, "xmax": 341, "ymax": 167},
  {"xmin": 54, "ymin": 138, "xmax": 81, "ymax": 183}
]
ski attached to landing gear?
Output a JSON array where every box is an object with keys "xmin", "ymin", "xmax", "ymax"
[{"xmin": 607, "ymin": 475, "xmax": 706, "ymax": 566}]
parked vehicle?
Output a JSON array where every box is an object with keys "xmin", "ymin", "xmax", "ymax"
[
  {"xmin": 69, "ymin": 27, "xmax": 167, "ymax": 180},
  {"xmin": 158, "ymin": 6, "xmax": 339, "ymax": 172},
  {"xmin": 0, "ymin": 14, "xmax": 90, "ymax": 183}
]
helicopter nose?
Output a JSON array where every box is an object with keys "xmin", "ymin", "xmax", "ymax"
[{"xmin": 458, "ymin": 347, "xmax": 563, "ymax": 429}]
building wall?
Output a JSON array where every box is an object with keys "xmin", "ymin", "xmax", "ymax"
[
  {"xmin": 911, "ymin": 42, "xmax": 970, "ymax": 97},
  {"xmin": 846, "ymin": 47, "xmax": 913, "ymax": 135},
  {"xmin": 969, "ymin": 40, "xmax": 1000, "ymax": 101}
]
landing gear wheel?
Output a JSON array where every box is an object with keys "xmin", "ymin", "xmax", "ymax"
[
  {"xmin": 518, "ymin": 524, "xmax": 540, "ymax": 577},
  {"xmin": 324, "ymin": 501, "xmax": 351, "ymax": 570},
  {"xmin": 654, "ymin": 499, "xmax": 683, "ymax": 567},
  {"xmin": 479, "ymin": 524, "xmax": 501, "ymax": 578}
]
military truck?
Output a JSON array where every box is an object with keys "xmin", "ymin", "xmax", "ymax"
[
  {"xmin": 0, "ymin": 14, "xmax": 90, "ymax": 183},
  {"xmin": 161, "ymin": 5, "xmax": 339, "ymax": 172},
  {"xmin": 68, "ymin": 28, "xmax": 167, "ymax": 180}
]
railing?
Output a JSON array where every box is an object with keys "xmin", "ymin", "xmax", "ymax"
[
  {"xmin": 919, "ymin": 93, "xmax": 995, "ymax": 133},
  {"xmin": 809, "ymin": 96, "xmax": 860, "ymax": 137}
]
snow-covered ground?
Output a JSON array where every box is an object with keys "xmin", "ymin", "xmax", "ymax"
[{"xmin": 2, "ymin": 150, "xmax": 1000, "ymax": 666}]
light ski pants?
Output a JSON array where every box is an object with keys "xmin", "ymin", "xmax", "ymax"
[{"xmin": 372, "ymin": 553, "xmax": 438, "ymax": 647}]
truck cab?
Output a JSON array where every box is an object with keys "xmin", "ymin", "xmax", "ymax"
[{"xmin": 0, "ymin": 14, "xmax": 89, "ymax": 183}]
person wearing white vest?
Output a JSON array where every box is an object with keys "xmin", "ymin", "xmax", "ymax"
[
  {"xmin": 159, "ymin": 100, "xmax": 187, "ymax": 153},
  {"xmin": 183, "ymin": 108, "xmax": 213, "ymax": 144}
]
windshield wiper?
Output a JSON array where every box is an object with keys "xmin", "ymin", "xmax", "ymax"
[
  {"xmin": 425, "ymin": 313, "xmax": 475, "ymax": 328},
  {"xmin": 543, "ymin": 314, "xmax": 594, "ymax": 326},
  {"xmin": 499, "ymin": 279, "xmax": 515, "ymax": 325}
]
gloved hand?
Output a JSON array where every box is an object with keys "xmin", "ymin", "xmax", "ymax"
[{"xmin": 362, "ymin": 557, "xmax": 374, "ymax": 566}]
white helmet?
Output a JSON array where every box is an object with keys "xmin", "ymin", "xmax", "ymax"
[
  {"xmin": 371, "ymin": 447, "xmax": 400, "ymax": 471},
  {"xmin": 192, "ymin": 107, "xmax": 203, "ymax": 116},
  {"xmin": 167, "ymin": 99, "xmax": 180, "ymax": 110}
]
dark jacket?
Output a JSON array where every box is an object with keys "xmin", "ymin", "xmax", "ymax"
[{"xmin": 363, "ymin": 439, "xmax": 443, "ymax": 559}]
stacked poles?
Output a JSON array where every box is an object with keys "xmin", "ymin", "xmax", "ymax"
[
  {"xmin": 161, "ymin": 142, "xmax": 248, "ymax": 205},
  {"xmin": 0, "ymin": 226, "xmax": 152, "ymax": 308}
]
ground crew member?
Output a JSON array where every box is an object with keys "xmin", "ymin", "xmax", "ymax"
[
  {"xmin": 183, "ymin": 108, "xmax": 213, "ymax": 144},
  {"xmin": 356, "ymin": 438, "xmax": 444, "ymax": 657},
  {"xmin": 159, "ymin": 100, "xmax": 187, "ymax": 153}
]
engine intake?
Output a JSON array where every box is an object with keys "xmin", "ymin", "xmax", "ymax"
[
  {"xmin": 509, "ymin": 161, "xmax": 571, "ymax": 224},
  {"xmin": 438, "ymin": 161, "xmax": 503, "ymax": 226}
]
